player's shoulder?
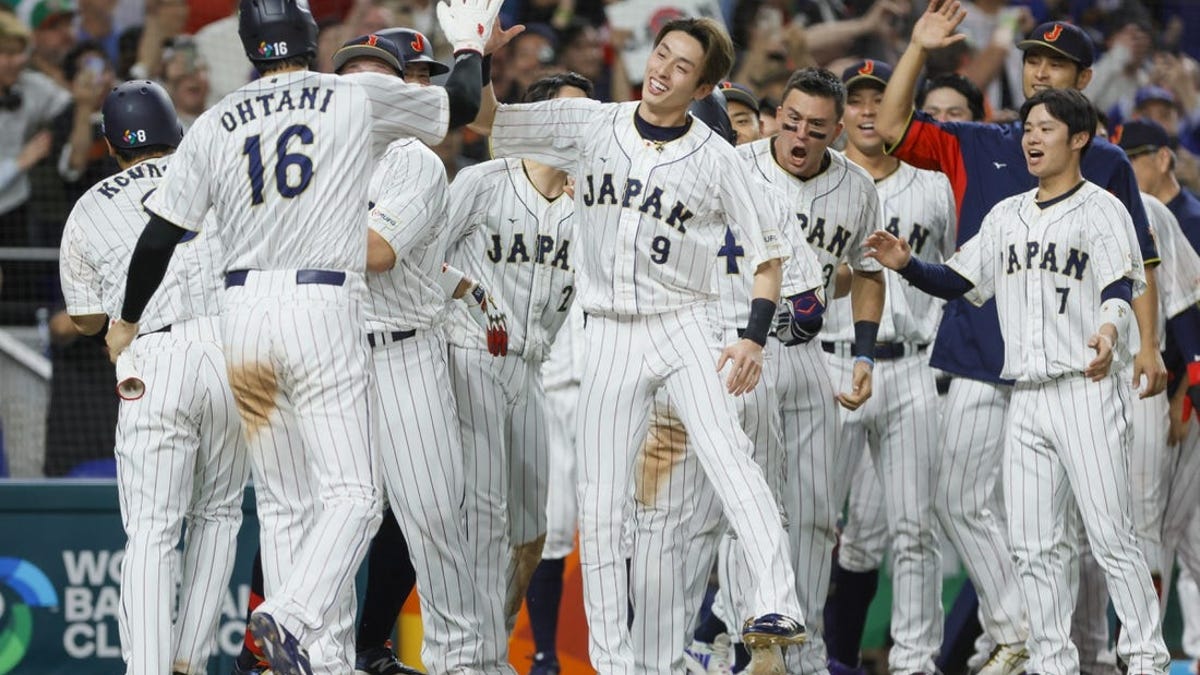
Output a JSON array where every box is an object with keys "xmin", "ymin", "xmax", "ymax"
[
  {"xmin": 1076, "ymin": 180, "xmax": 1124, "ymax": 210},
  {"xmin": 828, "ymin": 148, "xmax": 876, "ymax": 193},
  {"xmin": 991, "ymin": 186, "xmax": 1037, "ymax": 217},
  {"xmin": 451, "ymin": 157, "xmax": 515, "ymax": 191},
  {"xmin": 382, "ymin": 137, "xmax": 444, "ymax": 169}
]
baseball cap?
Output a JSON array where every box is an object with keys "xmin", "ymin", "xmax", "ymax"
[
  {"xmin": 1114, "ymin": 118, "xmax": 1172, "ymax": 156},
  {"xmin": 718, "ymin": 81, "xmax": 758, "ymax": 113},
  {"xmin": 841, "ymin": 59, "xmax": 893, "ymax": 90},
  {"xmin": 0, "ymin": 9, "xmax": 29, "ymax": 45},
  {"xmin": 332, "ymin": 34, "xmax": 404, "ymax": 75},
  {"xmin": 1134, "ymin": 85, "xmax": 1177, "ymax": 110},
  {"xmin": 1017, "ymin": 21, "xmax": 1095, "ymax": 69},
  {"xmin": 29, "ymin": 0, "xmax": 74, "ymax": 30}
]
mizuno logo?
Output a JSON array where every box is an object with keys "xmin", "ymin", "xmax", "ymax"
[{"xmin": 993, "ymin": 162, "xmax": 1007, "ymax": 169}]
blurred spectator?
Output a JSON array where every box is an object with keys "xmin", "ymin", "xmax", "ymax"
[
  {"xmin": 431, "ymin": 129, "xmax": 477, "ymax": 181},
  {"xmin": 56, "ymin": 40, "xmax": 116, "ymax": 216},
  {"xmin": 26, "ymin": 0, "xmax": 76, "ymax": 88},
  {"xmin": 957, "ymin": 0, "xmax": 1035, "ymax": 115},
  {"xmin": 161, "ymin": 37, "xmax": 207, "ymax": 130},
  {"xmin": 193, "ymin": 4, "xmax": 252, "ymax": 104},
  {"xmin": 719, "ymin": 81, "xmax": 763, "ymax": 145},
  {"xmin": 557, "ymin": 18, "xmax": 630, "ymax": 102},
  {"xmin": 786, "ymin": 0, "xmax": 911, "ymax": 65},
  {"xmin": 498, "ymin": 23, "xmax": 558, "ymax": 103},
  {"xmin": 501, "ymin": 0, "xmax": 607, "ymax": 32},
  {"xmin": 314, "ymin": 0, "xmax": 396, "ymax": 73},
  {"xmin": 1146, "ymin": 51, "xmax": 1200, "ymax": 154},
  {"xmin": 183, "ymin": 0, "xmax": 232, "ymax": 34},
  {"xmin": 124, "ymin": 0, "xmax": 188, "ymax": 81},
  {"xmin": 42, "ymin": 306, "xmax": 118, "ymax": 477},
  {"xmin": 0, "ymin": 11, "xmax": 70, "ymax": 246},
  {"xmin": 73, "ymin": 0, "xmax": 121, "ymax": 63},
  {"xmin": 1085, "ymin": 10, "xmax": 1153, "ymax": 113}
]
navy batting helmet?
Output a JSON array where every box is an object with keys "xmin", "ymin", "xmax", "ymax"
[
  {"xmin": 376, "ymin": 27, "xmax": 449, "ymax": 76},
  {"xmin": 101, "ymin": 80, "xmax": 183, "ymax": 150},
  {"xmin": 238, "ymin": 0, "xmax": 318, "ymax": 65},
  {"xmin": 689, "ymin": 88, "xmax": 735, "ymax": 145}
]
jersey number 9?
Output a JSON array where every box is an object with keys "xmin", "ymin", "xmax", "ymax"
[
  {"xmin": 243, "ymin": 124, "xmax": 316, "ymax": 205},
  {"xmin": 650, "ymin": 235, "xmax": 671, "ymax": 264}
]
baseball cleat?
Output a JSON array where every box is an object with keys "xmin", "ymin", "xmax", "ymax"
[
  {"xmin": 683, "ymin": 634, "xmax": 734, "ymax": 674},
  {"xmin": 355, "ymin": 645, "xmax": 424, "ymax": 675},
  {"xmin": 248, "ymin": 612, "xmax": 312, "ymax": 675},
  {"xmin": 973, "ymin": 642, "xmax": 1029, "ymax": 675},
  {"xmin": 827, "ymin": 657, "xmax": 868, "ymax": 675},
  {"xmin": 741, "ymin": 614, "xmax": 807, "ymax": 647},
  {"xmin": 528, "ymin": 652, "xmax": 561, "ymax": 675}
]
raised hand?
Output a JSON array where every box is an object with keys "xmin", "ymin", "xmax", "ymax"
[
  {"xmin": 863, "ymin": 230, "xmax": 913, "ymax": 270},
  {"xmin": 910, "ymin": 0, "xmax": 968, "ymax": 52}
]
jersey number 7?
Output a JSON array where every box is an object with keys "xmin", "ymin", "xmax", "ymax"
[{"xmin": 243, "ymin": 124, "xmax": 316, "ymax": 205}]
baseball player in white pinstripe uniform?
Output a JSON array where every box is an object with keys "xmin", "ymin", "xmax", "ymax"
[
  {"xmin": 105, "ymin": 1, "xmax": 509, "ymax": 672},
  {"xmin": 629, "ymin": 91, "xmax": 827, "ymax": 675},
  {"xmin": 867, "ymin": 89, "xmax": 1169, "ymax": 675},
  {"xmin": 329, "ymin": 33, "xmax": 497, "ymax": 675},
  {"xmin": 737, "ymin": 67, "xmax": 886, "ymax": 675},
  {"xmin": 820, "ymin": 60, "xmax": 956, "ymax": 675},
  {"xmin": 59, "ymin": 81, "xmax": 249, "ymax": 675},
  {"xmin": 473, "ymin": 17, "xmax": 806, "ymax": 675},
  {"xmin": 444, "ymin": 72, "xmax": 592, "ymax": 675}
]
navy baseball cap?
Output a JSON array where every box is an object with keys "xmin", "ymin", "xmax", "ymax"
[
  {"xmin": 1115, "ymin": 118, "xmax": 1173, "ymax": 156},
  {"xmin": 841, "ymin": 59, "xmax": 893, "ymax": 90},
  {"xmin": 1018, "ymin": 21, "xmax": 1095, "ymax": 69},
  {"xmin": 1134, "ymin": 85, "xmax": 1178, "ymax": 110},
  {"xmin": 717, "ymin": 81, "xmax": 759, "ymax": 113},
  {"xmin": 377, "ymin": 27, "xmax": 449, "ymax": 76},
  {"xmin": 332, "ymin": 34, "xmax": 404, "ymax": 75}
]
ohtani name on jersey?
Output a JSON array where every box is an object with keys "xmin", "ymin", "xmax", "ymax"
[
  {"xmin": 96, "ymin": 162, "xmax": 164, "ymax": 199},
  {"xmin": 219, "ymin": 86, "xmax": 334, "ymax": 133},
  {"xmin": 884, "ymin": 216, "xmax": 935, "ymax": 255},
  {"xmin": 486, "ymin": 233, "xmax": 571, "ymax": 270},
  {"xmin": 1005, "ymin": 241, "xmax": 1089, "ymax": 280},
  {"xmin": 580, "ymin": 174, "xmax": 694, "ymax": 233}
]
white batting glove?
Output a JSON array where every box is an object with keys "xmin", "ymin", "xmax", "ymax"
[
  {"xmin": 436, "ymin": 0, "xmax": 501, "ymax": 55},
  {"xmin": 462, "ymin": 282, "xmax": 509, "ymax": 356}
]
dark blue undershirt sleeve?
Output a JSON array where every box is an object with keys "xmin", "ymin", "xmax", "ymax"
[
  {"xmin": 120, "ymin": 212, "xmax": 188, "ymax": 322},
  {"xmin": 897, "ymin": 256, "xmax": 974, "ymax": 300},
  {"xmin": 1167, "ymin": 304, "xmax": 1200, "ymax": 365},
  {"xmin": 1100, "ymin": 277, "xmax": 1133, "ymax": 304}
]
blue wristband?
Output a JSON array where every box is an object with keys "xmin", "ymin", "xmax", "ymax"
[{"xmin": 853, "ymin": 354, "xmax": 875, "ymax": 368}]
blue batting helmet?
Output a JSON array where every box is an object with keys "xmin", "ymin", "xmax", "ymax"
[
  {"xmin": 238, "ymin": 0, "xmax": 318, "ymax": 65},
  {"xmin": 376, "ymin": 27, "xmax": 449, "ymax": 76},
  {"xmin": 101, "ymin": 80, "xmax": 183, "ymax": 150}
]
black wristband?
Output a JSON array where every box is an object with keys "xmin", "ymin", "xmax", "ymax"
[
  {"xmin": 853, "ymin": 320, "xmax": 880, "ymax": 360},
  {"xmin": 744, "ymin": 298, "xmax": 776, "ymax": 347},
  {"xmin": 481, "ymin": 53, "xmax": 492, "ymax": 87}
]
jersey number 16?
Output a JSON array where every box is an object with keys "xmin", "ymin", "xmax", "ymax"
[{"xmin": 243, "ymin": 124, "xmax": 315, "ymax": 205}]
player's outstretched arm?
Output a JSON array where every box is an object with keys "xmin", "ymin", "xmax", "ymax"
[
  {"xmin": 106, "ymin": 212, "xmax": 189, "ymax": 361},
  {"xmin": 1130, "ymin": 268, "xmax": 1168, "ymax": 397},
  {"xmin": 865, "ymin": 230, "xmax": 974, "ymax": 300},
  {"xmin": 719, "ymin": 259, "xmax": 783, "ymax": 396},
  {"xmin": 468, "ymin": 19, "xmax": 524, "ymax": 136},
  {"xmin": 877, "ymin": 0, "xmax": 967, "ymax": 148}
]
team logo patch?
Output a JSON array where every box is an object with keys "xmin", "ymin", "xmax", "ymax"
[
  {"xmin": 122, "ymin": 129, "xmax": 136, "ymax": 144},
  {"xmin": 1110, "ymin": 125, "xmax": 1124, "ymax": 145},
  {"xmin": 1043, "ymin": 24, "xmax": 1063, "ymax": 42},
  {"xmin": 257, "ymin": 41, "xmax": 289, "ymax": 57},
  {"xmin": 0, "ymin": 558, "xmax": 58, "ymax": 674},
  {"xmin": 858, "ymin": 60, "xmax": 875, "ymax": 75},
  {"xmin": 366, "ymin": 34, "xmax": 379, "ymax": 47},
  {"xmin": 410, "ymin": 32, "xmax": 425, "ymax": 54}
]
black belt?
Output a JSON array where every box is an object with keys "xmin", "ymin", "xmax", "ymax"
[
  {"xmin": 821, "ymin": 341, "xmax": 928, "ymax": 360},
  {"xmin": 225, "ymin": 269, "xmax": 347, "ymax": 288},
  {"xmin": 367, "ymin": 329, "xmax": 417, "ymax": 348},
  {"xmin": 137, "ymin": 324, "xmax": 172, "ymax": 340}
]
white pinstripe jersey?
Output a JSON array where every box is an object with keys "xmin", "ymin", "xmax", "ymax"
[
  {"xmin": 443, "ymin": 158, "xmax": 575, "ymax": 362},
  {"xmin": 948, "ymin": 181, "xmax": 1146, "ymax": 382},
  {"xmin": 144, "ymin": 70, "xmax": 449, "ymax": 274},
  {"xmin": 490, "ymin": 99, "xmax": 787, "ymax": 317},
  {"xmin": 542, "ymin": 301, "xmax": 585, "ymax": 390},
  {"xmin": 59, "ymin": 157, "xmax": 224, "ymax": 333},
  {"xmin": 824, "ymin": 162, "xmax": 956, "ymax": 343},
  {"xmin": 364, "ymin": 138, "xmax": 449, "ymax": 332},
  {"xmin": 714, "ymin": 182, "xmax": 826, "ymax": 330},
  {"xmin": 1143, "ymin": 192, "xmax": 1200, "ymax": 332}
]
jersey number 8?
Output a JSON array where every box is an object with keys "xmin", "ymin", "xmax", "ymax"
[{"xmin": 243, "ymin": 124, "xmax": 316, "ymax": 205}]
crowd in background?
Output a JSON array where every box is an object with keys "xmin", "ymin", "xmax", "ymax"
[{"xmin": 0, "ymin": 0, "xmax": 1199, "ymax": 476}]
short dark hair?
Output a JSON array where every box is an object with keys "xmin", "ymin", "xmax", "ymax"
[
  {"xmin": 652, "ymin": 17, "xmax": 734, "ymax": 87},
  {"xmin": 917, "ymin": 73, "xmax": 985, "ymax": 121},
  {"xmin": 781, "ymin": 67, "xmax": 846, "ymax": 119},
  {"xmin": 113, "ymin": 144, "xmax": 176, "ymax": 163},
  {"xmin": 523, "ymin": 72, "xmax": 594, "ymax": 102},
  {"xmin": 1019, "ymin": 88, "xmax": 1097, "ymax": 157}
]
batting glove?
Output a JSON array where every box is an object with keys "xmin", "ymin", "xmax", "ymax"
[
  {"xmin": 774, "ymin": 288, "xmax": 826, "ymax": 346},
  {"xmin": 436, "ymin": 0, "xmax": 500, "ymax": 55},
  {"xmin": 464, "ymin": 283, "xmax": 509, "ymax": 356}
]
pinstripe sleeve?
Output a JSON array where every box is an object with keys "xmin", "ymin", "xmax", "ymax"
[
  {"xmin": 59, "ymin": 209, "xmax": 105, "ymax": 316},
  {"xmin": 723, "ymin": 159, "xmax": 787, "ymax": 269},
  {"xmin": 144, "ymin": 114, "xmax": 213, "ymax": 232},
  {"xmin": 348, "ymin": 72, "xmax": 451, "ymax": 150},
  {"xmin": 490, "ymin": 98, "xmax": 604, "ymax": 170},
  {"xmin": 948, "ymin": 205, "xmax": 999, "ymax": 307},
  {"xmin": 442, "ymin": 162, "xmax": 491, "ymax": 255},
  {"xmin": 849, "ymin": 181, "xmax": 884, "ymax": 272},
  {"xmin": 1089, "ymin": 194, "xmax": 1144, "ymax": 294},
  {"xmin": 369, "ymin": 147, "xmax": 448, "ymax": 260}
]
